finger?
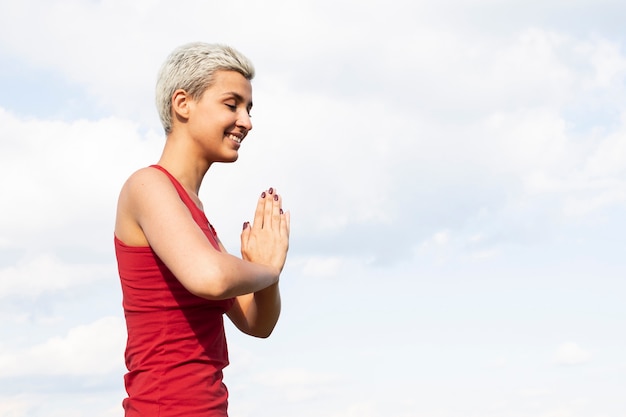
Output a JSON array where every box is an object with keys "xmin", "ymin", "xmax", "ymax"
[
  {"xmin": 241, "ymin": 220, "xmax": 250, "ymax": 236},
  {"xmin": 282, "ymin": 210, "xmax": 291, "ymax": 237},
  {"xmin": 263, "ymin": 187, "xmax": 274, "ymax": 228},
  {"xmin": 272, "ymin": 192, "xmax": 282, "ymax": 229},
  {"xmin": 252, "ymin": 190, "xmax": 267, "ymax": 229},
  {"xmin": 240, "ymin": 221, "xmax": 250, "ymax": 250}
]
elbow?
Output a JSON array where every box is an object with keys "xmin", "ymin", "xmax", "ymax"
[
  {"xmin": 248, "ymin": 325, "xmax": 276, "ymax": 339},
  {"xmin": 185, "ymin": 272, "xmax": 234, "ymax": 301},
  {"xmin": 191, "ymin": 282, "xmax": 233, "ymax": 301},
  {"xmin": 232, "ymin": 320, "xmax": 276, "ymax": 339}
]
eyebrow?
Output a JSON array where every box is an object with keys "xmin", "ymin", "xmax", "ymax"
[{"xmin": 222, "ymin": 91, "xmax": 253, "ymax": 110}]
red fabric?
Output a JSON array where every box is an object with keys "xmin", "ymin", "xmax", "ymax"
[{"xmin": 115, "ymin": 165, "xmax": 235, "ymax": 416}]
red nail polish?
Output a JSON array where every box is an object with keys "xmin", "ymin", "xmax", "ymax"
[
  {"xmin": 274, "ymin": 194, "xmax": 279, "ymax": 201},
  {"xmin": 261, "ymin": 191, "xmax": 266, "ymax": 198},
  {"xmin": 243, "ymin": 222, "xmax": 248, "ymax": 230},
  {"xmin": 280, "ymin": 208, "xmax": 284, "ymax": 214},
  {"xmin": 268, "ymin": 187, "xmax": 274, "ymax": 194}
]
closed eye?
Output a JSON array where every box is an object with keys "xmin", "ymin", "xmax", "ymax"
[{"xmin": 226, "ymin": 103, "xmax": 252, "ymax": 118}]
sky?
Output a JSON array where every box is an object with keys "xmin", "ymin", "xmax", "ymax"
[{"xmin": 0, "ymin": 0, "xmax": 625, "ymax": 416}]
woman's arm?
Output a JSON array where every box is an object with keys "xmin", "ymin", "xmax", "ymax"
[{"xmin": 115, "ymin": 168, "xmax": 288, "ymax": 300}]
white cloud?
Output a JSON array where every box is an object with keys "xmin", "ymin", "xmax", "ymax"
[
  {"xmin": 329, "ymin": 402, "xmax": 378, "ymax": 417},
  {"xmin": 418, "ymin": 230, "xmax": 451, "ymax": 249},
  {"xmin": 252, "ymin": 367, "xmax": 340, "ymax": 387},
  {"xmin": 481, "ymin": 107, "xmax": 569, "ymax": 174},
  {"xmin": 0, "ymin": 395, "xmax": 30, "ymax": 417},
  {"xmin": 0, "ymin": 107, "xmax": 161, "ymax": 251},
  {"xmin": 584, "ymin": 117, "xmax": 626, "ymax": 178},
  {"xmin": 563, "ymin": 188, "xmax": 626, "ymax": 217},
  {"xmin": 249, "ymin": 368, "xmax": 341, "ymax": 402},
  {"xmin": 466, "ymin": 248, "xmax": 499, "ymax": 261},
  {"xmin": 0, "ymin": 253, "xmax": 111, "ymax": 298},
  {"xmin": 584, "ymin": 37, "xmax": 626, "ymax": 88},
  {"xmin": 553, "ymin": 342, "xmax": 592, "ymax": 365},
  {"xmin": 432, "ymin": 230, "xmax": 451, "ymax": 246},
  {"xmin": 0, "ymin": 392, "xmax": 125, "ymax": 417},
  {"xmin": 0, "ymin": 316, "xmax": 126, "ymax": 377},
  {"xmin": 487, "ymin": 356, "xmax": 509, "ymax": 368},
  {"xmin": 416, "ymin": 229, "xmax": 499, "ymax": 262},
  {"xmin": 299, "ymin": 256, "xmax": 343, "ymax": 278}
]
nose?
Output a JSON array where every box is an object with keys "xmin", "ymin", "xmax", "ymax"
[{"xmin": 237, "ymin": 111, "xmax": 252, "ymax": 133}]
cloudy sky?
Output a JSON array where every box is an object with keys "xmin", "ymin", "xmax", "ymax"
[{"xmin": 1, "ymin": 1, "xmax": 625, "ymax": 416}]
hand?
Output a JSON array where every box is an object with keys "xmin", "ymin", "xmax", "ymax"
[{"xmin": 240, "ymin": 187, "xmax": 290, "ymax": 273}]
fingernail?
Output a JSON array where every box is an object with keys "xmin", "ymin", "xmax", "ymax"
[
  {"xmin": 243, "ymin": 221, "xmax": 248, "ymax": 230},
  {"xmin": 280, "ymin": 208, "xmax": 284, "ymax": 214},
  {"xmin": 274, "ymin": 194, "xmax": 279, "ymax": 201},
  {"xmin": 261, "ymin": 191, "xmax": 266, "ymax": 198},
  {"xmin": 268, "ymin": 187, "xmax": 274, "ymax": 194}
]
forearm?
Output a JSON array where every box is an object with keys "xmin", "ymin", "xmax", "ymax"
[
  {"xmin": 229, "ymin": 282, "xmax": 282, "ymax": 338},
  {"xmin": 185, "ymin": 252, "xmax": 280, "ymax": 300},
  {"xmin": 249, "ymin": 282, "xmax": 282, "ymax": 337}
]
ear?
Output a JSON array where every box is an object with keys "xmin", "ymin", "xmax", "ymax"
[{"xmin": 171, "ymin": 89, "xmax": 191, "ymax": 123}]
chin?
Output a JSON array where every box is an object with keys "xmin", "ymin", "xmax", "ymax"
[{"xmin": 221, "ymin": 153, "xmax": 239, "ymax": 163}]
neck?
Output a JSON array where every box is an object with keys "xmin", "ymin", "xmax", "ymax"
[{"xmin": 157, "ymin": 133, "xmax": 211, "ymax": 195}]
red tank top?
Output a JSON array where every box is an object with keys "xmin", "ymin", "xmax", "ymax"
[{"xmin": 115, "ymin": 165, "xmax": 235, "ymax": 417}]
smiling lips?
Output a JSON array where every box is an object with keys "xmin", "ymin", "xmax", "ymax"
[{"xmin": 227, "ymin": 133, "xmax": 243, "ymax": 144}]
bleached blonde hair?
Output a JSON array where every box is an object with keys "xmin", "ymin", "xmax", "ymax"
[{"xmin": 155, "ymin": 42, "xmax": 255, "ymax": 133}]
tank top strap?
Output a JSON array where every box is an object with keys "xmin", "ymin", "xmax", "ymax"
[
  {"xmin": 150, "ymin": 164, "xmax": 198, "ymax": 210},
  {"xmin": 149, "ymin": 164, "xmax": 220, "ymax": 250}
]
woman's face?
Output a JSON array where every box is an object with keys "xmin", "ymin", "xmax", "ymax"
[{"xmin": 186, "ymin": 70, "xmax": 253, "ymax": 163}]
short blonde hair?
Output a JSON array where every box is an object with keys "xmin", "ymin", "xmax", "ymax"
[{"xmin": 155, "ymin": 42, "xmax": 255, "ymax": 133}]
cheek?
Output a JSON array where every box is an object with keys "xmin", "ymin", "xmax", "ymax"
[
  {"xmin": 214, "ymin": 113, "xmax": 237, "ymax": 129},
  {"xmin": 193, "ymin": 114, "xmax": 226, "ymax": 131}
]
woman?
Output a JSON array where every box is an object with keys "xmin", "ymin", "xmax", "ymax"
[{"xmin": 114, "ymin": 42, "xmax": 290, "ymax": 417}]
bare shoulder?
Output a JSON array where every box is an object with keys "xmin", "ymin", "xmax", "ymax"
[
  {"xmin": 120, "ymin": 167, "xmax": 179, "ymax": 205},
  {"xmin": 123, "ymin": 166, "xmax": 169, "ymax": 191},
  {"xmin": 115, "ymin": 167, "xmax": 178, "ymax": 246}
]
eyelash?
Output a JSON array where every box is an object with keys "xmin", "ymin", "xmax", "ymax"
[{"xmin": 226, "ymin": 104, "xmax": 252, "ymax": 117}]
